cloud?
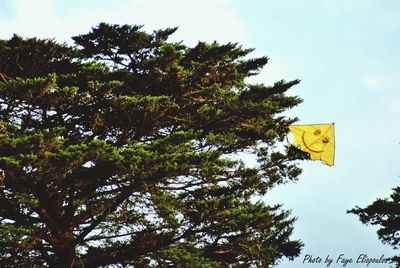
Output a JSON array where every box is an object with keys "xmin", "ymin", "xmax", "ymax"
[
  {"xmin": 363, "ymin": 73, "xmax": 400, "ymax": 92},
  {"xmin": 0, "ymin": 0, "xmax": 246, "ymax": 46},
  {"xmin": 124, "ymin": 0, "xmax": 246, "ymax": 45},
  {"xmin": 363, "ymin": 73, "xmax": 400, "ymax": 113}
]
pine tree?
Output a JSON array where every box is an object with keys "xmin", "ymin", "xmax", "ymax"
[
  {"xmin": 349, "ymin": 187, "xmax": 400, "ymax": 267},
  {"xmin": 0, "ymin": 23, "xmax": 304, "ymax": 267}
]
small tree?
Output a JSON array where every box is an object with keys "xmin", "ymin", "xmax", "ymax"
[
  {"xmin": 0, "ymin": 23, "xmax": 303, "ymax": 267},
  {"xmin": 349, "ymin": 187, "xmax": 400, "ymax": 267}
]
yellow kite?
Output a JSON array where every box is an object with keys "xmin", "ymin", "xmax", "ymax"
[{"xmin": 288, "ymin": 123, "xmax": 335, "ymax": 166}]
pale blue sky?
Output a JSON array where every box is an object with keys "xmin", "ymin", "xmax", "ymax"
[
  {"xmin": 1, "ymin": 1, "xmax": 399, "ymax": 267},
  {"xmin": 234, "ymin": 1, "xmax": 400, "ymax": 267}
]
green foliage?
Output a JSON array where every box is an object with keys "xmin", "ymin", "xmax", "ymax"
[
  {"xmin": 0, "ymin": 23, "xmax": 304, "ymax": 267},
  {"xmin": 349, "ymin": 187, "xmax": 400, "ymax": 267}
]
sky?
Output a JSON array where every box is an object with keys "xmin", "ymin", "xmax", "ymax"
[{"xmin": 1, "ymin": 0, "xmax": 399, "ymax": 267}]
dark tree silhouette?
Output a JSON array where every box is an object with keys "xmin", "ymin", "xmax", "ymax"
[
  {"xmin": 0, "ymin": 23, "xmax": 304, "ymax": 267},
  {"xmin": 349, "ymin": 187, "xmax": 400, "ymax": 267}
]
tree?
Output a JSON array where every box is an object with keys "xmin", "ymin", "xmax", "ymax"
[
  {"xmin": 0, "ymin": 23, "xmax": 304, "ymax": 267},
  {"xmin": 349, "ymin": 187, "xmax": 400, "ymax": 267}
]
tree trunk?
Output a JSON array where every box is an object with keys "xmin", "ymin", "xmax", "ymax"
[{"xmin": 52, "ymin": 244, "xmax": 76, "ymax": 268}]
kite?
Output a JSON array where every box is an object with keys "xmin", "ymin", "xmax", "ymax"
[{"xmin": 288, "ymin": 123, "xmax": 335, "ymax": 166}]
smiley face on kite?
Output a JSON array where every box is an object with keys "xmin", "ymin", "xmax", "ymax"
[{"xmin": 288, "ymin": 123, "xmax": 335, "ymax": 166}]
